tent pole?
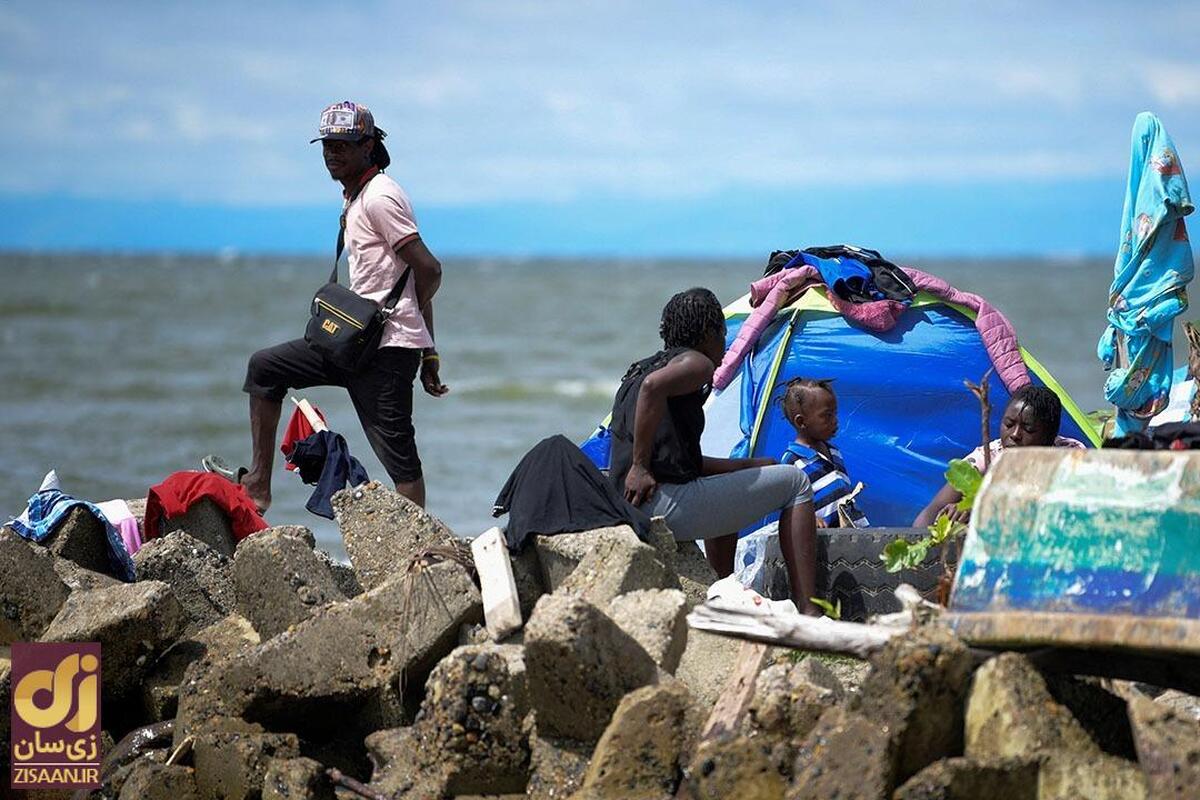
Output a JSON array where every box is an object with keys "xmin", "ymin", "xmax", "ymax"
[{"xmin": 747, "ymin": 308, "xmax": 800, "ymax": 457}]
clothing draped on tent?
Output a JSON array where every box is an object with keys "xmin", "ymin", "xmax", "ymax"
[
  {"xmin": 1098, "ymin": 111, "xmax": 1195, "ymax": 435},
  {"xmin": 715, "ymin": 258, "xmax": 1031, "ymax": 394}
]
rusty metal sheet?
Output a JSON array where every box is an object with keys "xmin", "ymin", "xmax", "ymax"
[{"xmin": 946, "ymin": 610, "xmax": 1200, "ymax": 656}]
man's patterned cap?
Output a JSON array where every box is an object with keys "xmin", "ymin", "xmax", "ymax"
[{"xmin": 310, "ymin": 101, "xmax": 387, "ymax": 143}]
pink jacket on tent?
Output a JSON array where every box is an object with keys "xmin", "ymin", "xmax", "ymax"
[{"xmin": 713, "ymin": 266, "xmax": 1031, "ymax": 393}]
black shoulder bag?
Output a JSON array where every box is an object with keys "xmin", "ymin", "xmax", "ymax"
[{"xmin": 304, "ymin": 177, "xmax": 412, "ymax": 372}]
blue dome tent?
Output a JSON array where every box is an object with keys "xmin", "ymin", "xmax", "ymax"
[{"xmin": 583, "ymin": 280, "xmax": 1100, "ymax": 527}]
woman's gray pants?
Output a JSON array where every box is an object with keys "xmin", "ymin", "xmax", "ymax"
[{"xmin": 641, "ymin": 464, "xmax": 813, "ymax": 541}]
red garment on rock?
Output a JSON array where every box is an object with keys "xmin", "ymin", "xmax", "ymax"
[
  {"xmin": 143, "ymin": 471, "xmax": 268, "ymax": 543},
  {"xmin": 281, "ymin": 404, "xmax": 328, "ymax": 472}
]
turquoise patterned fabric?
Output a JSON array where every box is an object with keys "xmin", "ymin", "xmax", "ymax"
[{"xmin": 1098, "ymin": 112, "xmax": 1195, "ymax": 435}]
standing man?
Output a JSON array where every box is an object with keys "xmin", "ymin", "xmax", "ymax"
[{"xmin": 235, "ymin": 101, "xmax": 447, "ymax": 512}]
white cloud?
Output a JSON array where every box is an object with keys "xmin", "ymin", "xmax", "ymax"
[
  {"xmin": 1, "ymin": 1, "xmax": 1197, "ymax": 207},
  {"xmin": 1142, "ymin": 61, "xmax": 1200, "ymax": 108}
]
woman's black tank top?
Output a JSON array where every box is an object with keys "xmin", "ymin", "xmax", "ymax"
[{"xmin": 608, "ymin": 347, "xmax": 709, "ymax": 492}]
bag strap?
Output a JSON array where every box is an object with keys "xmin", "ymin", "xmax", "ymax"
[
  {"xmin": 330, "ymin": 169, "xmax": 415, "ymax": 315},
  {"xmin": 330, "ymin": 167, "xmax": 380, "ymax": 284}
]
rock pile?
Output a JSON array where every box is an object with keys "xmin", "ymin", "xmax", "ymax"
[{"xmin": 2, "ymin": 480, "xmax": 1197, "ymax": 799}]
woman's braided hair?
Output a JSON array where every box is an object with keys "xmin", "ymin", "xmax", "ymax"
[{"xmin": 659, "ymin": 287, "xmax": 724, "ymax": 349}]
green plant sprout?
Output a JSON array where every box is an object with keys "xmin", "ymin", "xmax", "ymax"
[
  {"xmin": 881, "ymin": 458, "xmax": 982, "ymax": 573},
  {"xmin": 809, "ymin": 597, "xmax": 842, "ymax": 620}
]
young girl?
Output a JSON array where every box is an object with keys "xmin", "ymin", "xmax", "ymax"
[
  {"xmin": 780, "ymin": 378, "xmax": 869, "ymax": 528},
  {"xmin": 608, "ymin": 288, "xmax": 822, "ymax": 613}
]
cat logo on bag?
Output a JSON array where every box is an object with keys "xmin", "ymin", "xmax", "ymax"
[
  {"xmin": 10, "ymin": 642, "xmax": 102, "ymax": 790},
  {"xmin": 322, "ymin": 319, "xmax": 340, "ymax": 335}
]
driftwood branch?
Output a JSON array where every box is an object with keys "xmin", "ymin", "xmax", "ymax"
[
  {"xmin": 686, "ymin": 601, "xmax": 911, "ymax": 658},
  {"xmin": 674, "ymin": 641, "xmax": 769, "ymax": 799},
  {"xmin": 964, "ymin": 367, "xmax": 995, "ymax": 472}
]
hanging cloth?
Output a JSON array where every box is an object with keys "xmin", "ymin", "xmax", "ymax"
[{"xmin": 1097, "ymin": 112, "xmax": 1195, "ymax": 435}]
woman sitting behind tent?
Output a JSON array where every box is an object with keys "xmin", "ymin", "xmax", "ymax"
[
  {"xmin": 610, "ymin": 288, "xmax": 823, "ymax": 615},
  {"xmin": 913, "ymin": 386, "xmax": 1085, "ymax": 527}
]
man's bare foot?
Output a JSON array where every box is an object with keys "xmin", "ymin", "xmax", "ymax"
[{"xmin": 239, "ymin": 470, "xmax": 271, "ymax": 515}]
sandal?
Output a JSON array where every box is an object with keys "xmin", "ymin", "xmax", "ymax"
[{"xmin": 201, "ymin": 454, "xmax": 248, "ymax": 484}]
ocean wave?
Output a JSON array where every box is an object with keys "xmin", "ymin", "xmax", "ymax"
[{"xmin": 453, "ymin": 378, "xmax": 618, "ymax": 402}]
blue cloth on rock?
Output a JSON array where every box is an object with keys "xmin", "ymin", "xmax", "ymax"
[
  {"xmin": 288, "ymin": 430, "xmax": 370, "ymax": 519},
  {"xmin": 1098, "ymin": 112, "xmax": 1195, "ymax": 435},
  {"xmin": 8, "ymin": 489, "xmax": 136, "ymax": 581}
]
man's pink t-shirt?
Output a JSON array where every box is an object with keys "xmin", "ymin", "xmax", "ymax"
[{"xmin": 343, "ymin": 173, "xmax": 434, "ymax": 350}]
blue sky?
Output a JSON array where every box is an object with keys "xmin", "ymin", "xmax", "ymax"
[{"xmin": 2, "ymin": 1, "xmax": 1199, "ymax": 256}]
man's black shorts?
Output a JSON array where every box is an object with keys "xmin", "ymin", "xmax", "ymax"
[{"xmin": 244, "ymin": 339, "xmax": 422, "ymax": 483}]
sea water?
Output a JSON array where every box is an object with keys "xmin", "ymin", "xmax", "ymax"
[{"xmin": 0, "ymin": 253, "xmax": 1142, "ymax": 557}]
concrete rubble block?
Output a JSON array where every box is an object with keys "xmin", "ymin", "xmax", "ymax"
[
  {"xmin": 675, "ymin": 630, "xmax": 767, "ymax": 712},
  {"xmin": 1153, "ymin": 688, "xmax": 1200, "ymax": 722},
  {"xmin": 193, "ymin": 731, "xmax": 301, "ymax": 800},
  {"xmin": 332, "ymin": 481, "xmax": 456, "ymax": 591},
  {"xmin": 685, "ymin": 734, "xmax": 788, "ymax": 800},
  {"xmin": 1127, "ymin": 692, "xmax": 1200, "ymax": 798},
  {"xmin": 533, "ymin": 525, "xmax": 644, "ymax": 592},
  {"xmin": 524, "ymin": 593, "xmax": 660, "ymax": 742},
  {"xmin": 892, "ymin": 757, "xmax": 1038, "ymax": 800},
  {"xmin": 52, "ymin": 555, "xmax": 121, "ymax": 592},
  {"xmin": 143, "ymin": 614, "xmax": 260, "ymax": 722},
  {"xmin": 178, "ymin": 560, "xmax": 481, "ymax": 742},
  {"xmin": 673, "ymin": 541, "xmax": 719, "ymax": 608},
  {"xmin": 525, "ymin": 721, "xmax": 594, "ymax": 800},
  {"xmin": 117, "ymin": 761, "xmax": 200, "ymax": 800},
  {"xmin": 509, "ymin": 545, "xmax": 546, "ymax": 620},
  {"xmin": 964, "ymin": 652, "xmax": 1100, "ymax": 761},
  {"xmin": 133, "ymin": 531, "xmax": 236, "ymax": 633},
  {"xmin": 312, "ymin": 549, "xmax": 362, "ymax": 598},
  {"xmin": 94, "ymin": 746, "xmax": 169, "ymax": 800},
  {"xmin": 36, "ymin": 506, "xmax": 115, "ymax": 575},
  {"xmin": 788, "ymin": 707, "xmax": 896, "ymax": 800},
  {"xmin": 557, "ymin": 535, "xmax": 680, "ymax": 607},
  {"xmin": 413, "ymin": 644, "xmax": 531, "ymax": 795},
  {"xmin": 232, "ymin": 528, "xmax": 346, "ymax": 640},
  {"xmin": 0, "ymin": 527, "xmax": 70, "ymax": 643},
  {"xmin": 262, "ymin": 524, "xmax": 316, "ymax": 549},
  {"xmin": 848, "ymin": 625, "xmax": 973, "ymax": 783},
  {"xmin": 1042, "ymin": 672, "xmax": 1136, "ymax": 759},
  {"xmin": 576, "ymin": 679, "xmax": 692, "ymax": 800},
  {"xmin": 1037, "ymin": 753, "xmax": 1148, "ymax": 800},
  {"xmin": 364, "ymin": 726, "xmax": 445, "ymax": 799},
  {"xmin": 41, "ymin": 580, "xmax": 185, "ymax": 703},
  {"xmin": 606, "ymin": 589, "xmax": 689, "ymax": 673},
  {"xmin": 161, "ymin": 496, "xmax": 237, "ymax": 557},
  {"xmin": 815, "ymin": 654, "xmax": 870, "ymax": 697},
  {"xmin": 1, "ymin": 655, "xmax": 10, "ymax": 776},
  {"xmin": 262, "ymin": 756, "xmax": 335, "ymax": 800},
  {"xmin": 745, "ymin": 659, "xmax": 841, "ymax": 742}
]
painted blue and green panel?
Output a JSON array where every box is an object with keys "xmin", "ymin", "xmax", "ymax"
[{"xmin": 951, "ymin": 448, "xmax": 1200, "ymax": 619}]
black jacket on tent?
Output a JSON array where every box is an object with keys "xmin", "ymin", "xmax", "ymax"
[{"xmin": 493, "ymin": 434, "xmax": 651, "ymax": 552}]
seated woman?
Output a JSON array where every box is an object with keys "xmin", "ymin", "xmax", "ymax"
[
  {"xmin": 913, "ymin": 385, "xmax": 1085, "ymax": 527},
  {"xmin": 609, "ymin": 287, "xmax": 821, "ymax": 614}
]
